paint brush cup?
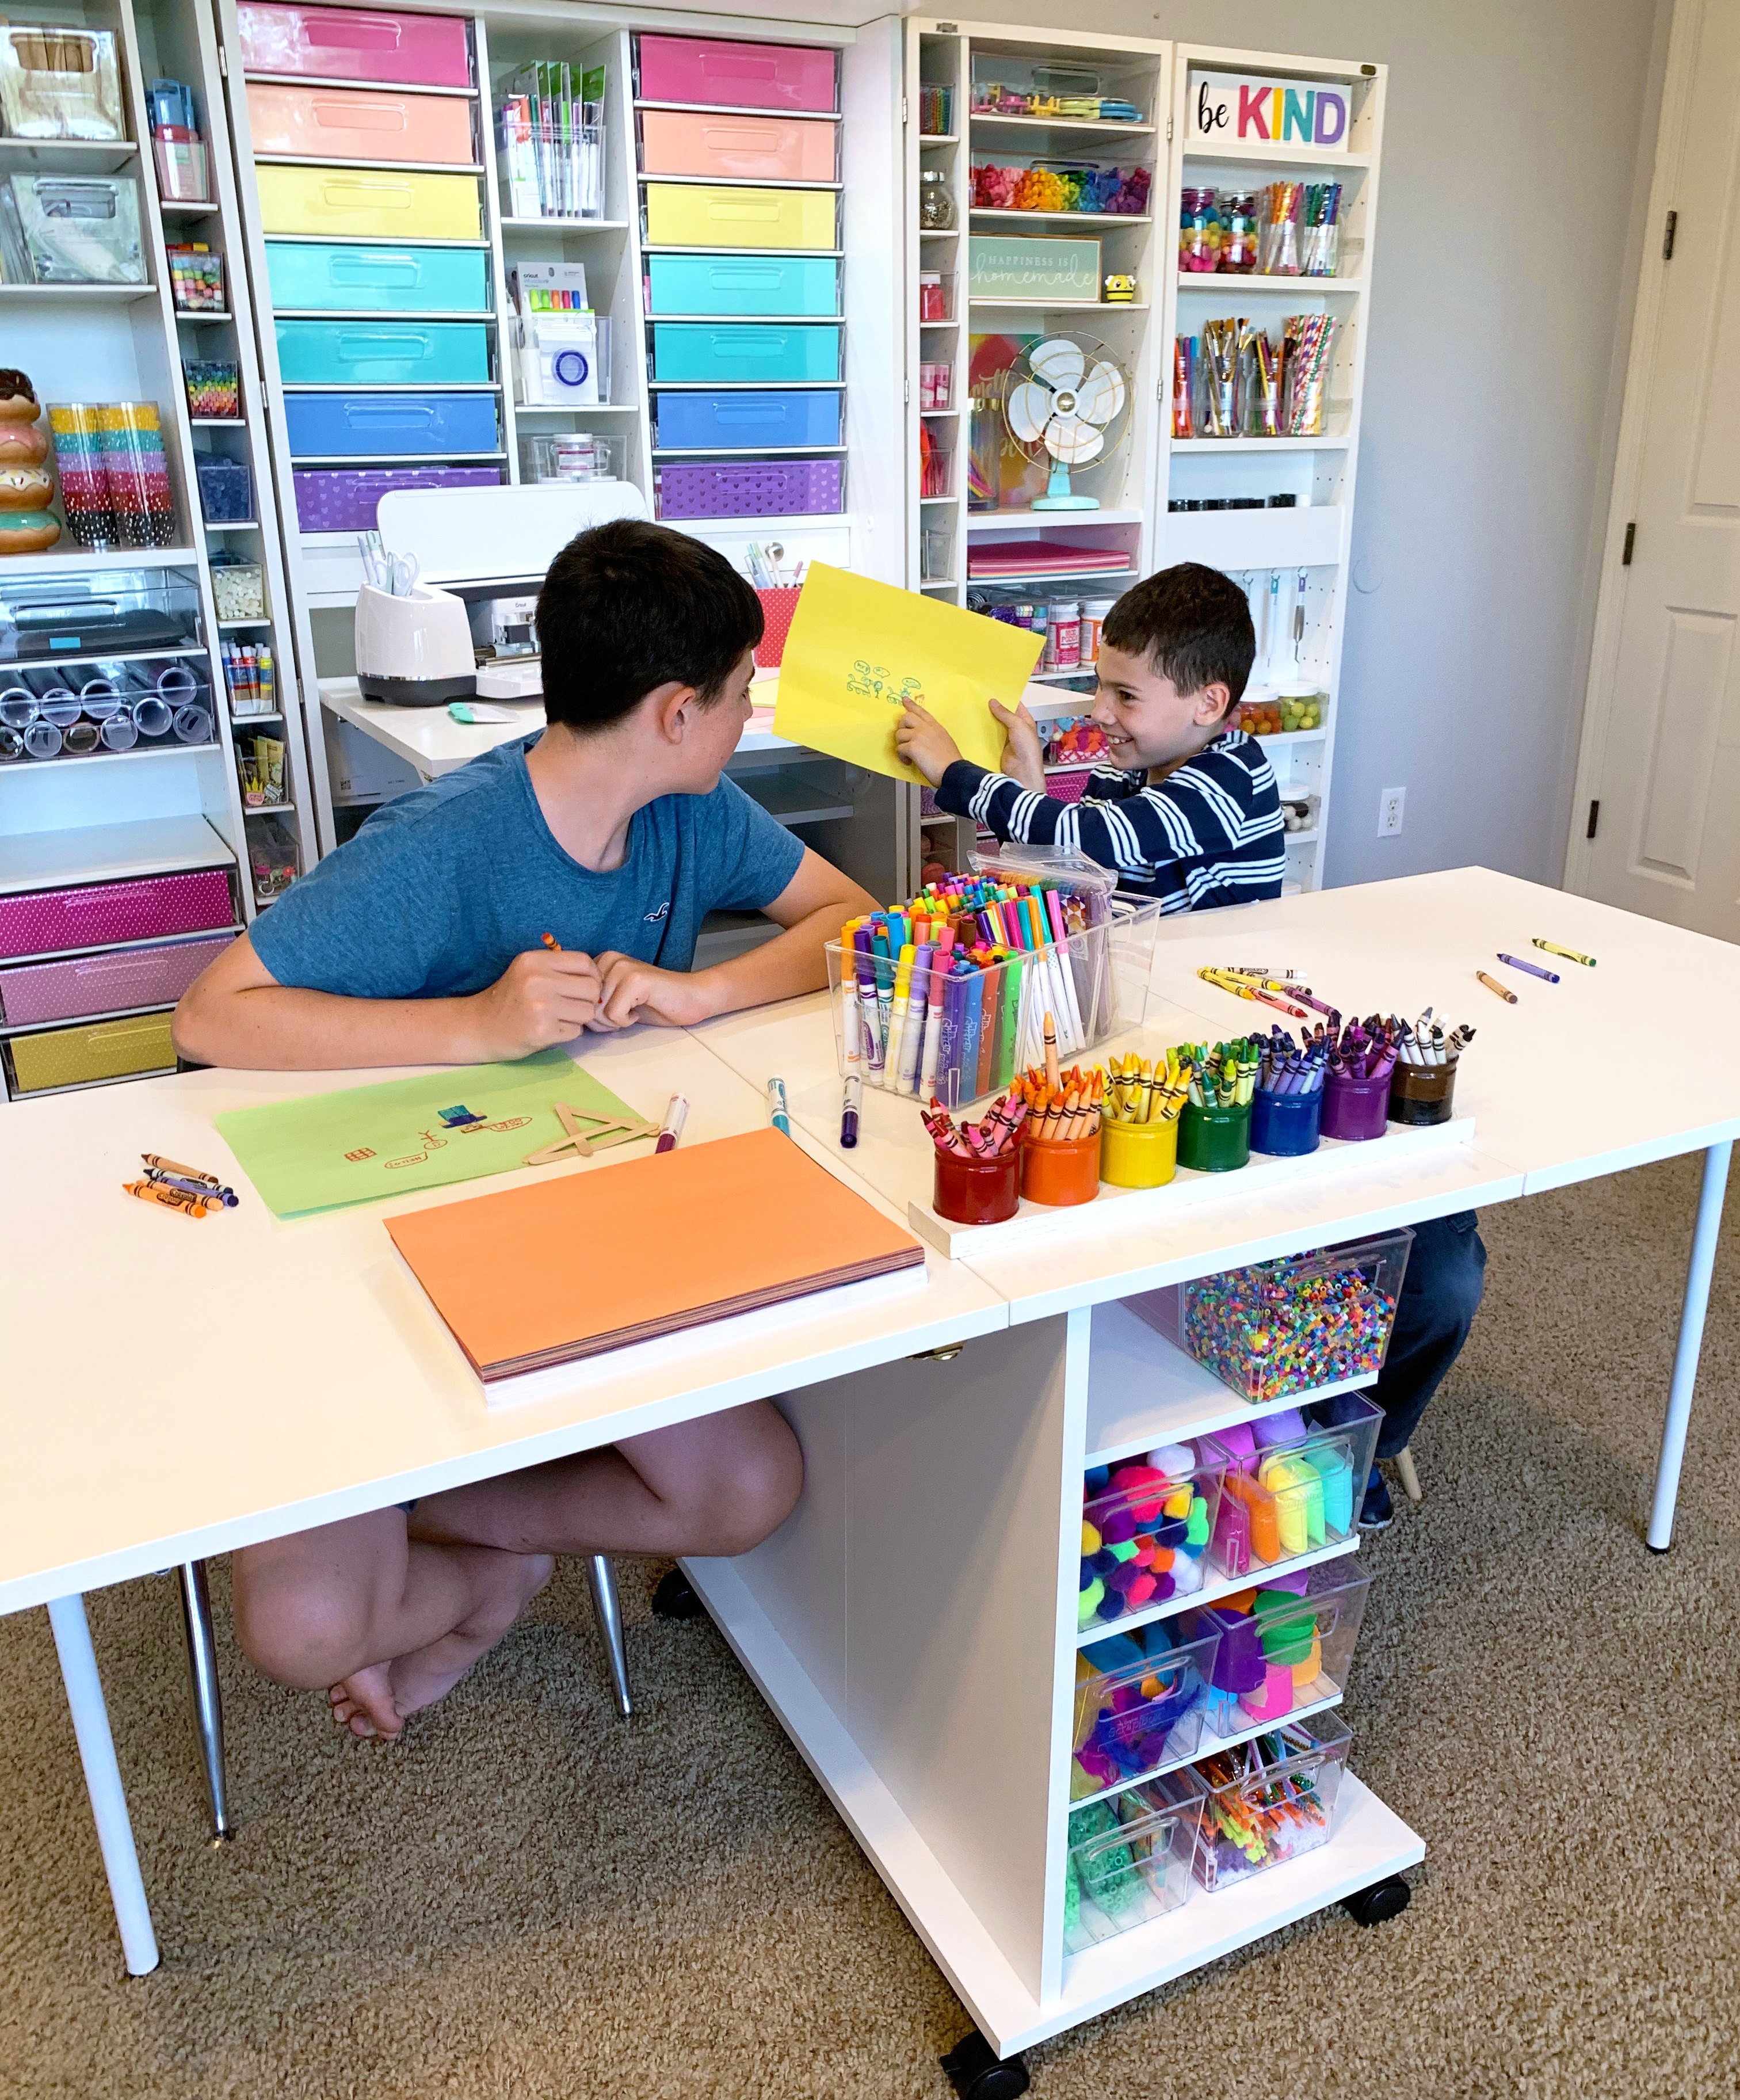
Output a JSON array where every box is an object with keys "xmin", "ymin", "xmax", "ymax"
[{"xmin": 1388, "ymin": 1059, "xmax": 1457, "ymax": 1127}]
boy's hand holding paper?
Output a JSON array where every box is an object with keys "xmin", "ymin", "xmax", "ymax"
[{"xmin": 772, "ymin": 563, "xmax": 1043, "ymax": 785}]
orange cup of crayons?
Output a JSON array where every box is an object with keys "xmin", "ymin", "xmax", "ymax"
[
  {"xmin": 1019, "ymin": 1127, "xmax": 1101, "ymax": 1206},
  {"xmin": 1012, "ymin": 1049, "xmax": 1105, "ymax": 1206}
]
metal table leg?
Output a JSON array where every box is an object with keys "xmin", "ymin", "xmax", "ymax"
[
  {"xmin": 176, "ymin": 1562, "xmax": 231, "ymax": 1842},
  {"xmin": 586, "ymin": 1556, "xmax": 632, "ymax": 1717},
  {"xmin": 47, "ymin": 1593, "xmax": 159, "ymax": 1976},
  {"xmin": 1648, "ymin": 1139, "xmax": 1733, "ymax": 1552}
]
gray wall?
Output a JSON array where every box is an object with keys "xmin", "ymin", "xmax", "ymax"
[{"xmin": 955, "ymin": 0, "xmax": 1670, "ymax": 886}]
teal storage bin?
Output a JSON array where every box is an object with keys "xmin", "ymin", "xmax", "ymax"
[
  {"xmin": 651, "ymin": 322, "xmax": 841, "ymax": 384},
  {"xmin": 646, "ymin": 253, "xmax": 838, "ymax": 317},
  {"xmin": 276, "ymin": 319, "xmax": 491, "ymax": 386},
  {"xmin": 264, "ymin": 241, "xmax": 489, "ymax": 315}
]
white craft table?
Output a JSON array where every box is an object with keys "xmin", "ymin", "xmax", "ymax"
[{"xmin": 2, "ymin": 868, "xmax": 1734, "ymax": 2077}]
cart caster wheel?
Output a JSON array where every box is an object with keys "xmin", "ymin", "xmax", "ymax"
[
  {"xmin": 651, "ymin": 1568, "xmax": 705, "ymax": 1622},
  {"xmin": 941, "ymin": 2030, "xmax": 1030, "ymax": 2099},
  {"xmin": 1342, "ymin": 1874, "xmax": 1411, "ymax": 1927}
]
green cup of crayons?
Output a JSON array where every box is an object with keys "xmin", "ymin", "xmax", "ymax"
[{"xmin": 1176, "ymin": 1038, "xmax": 1257, "ymax": 1172}]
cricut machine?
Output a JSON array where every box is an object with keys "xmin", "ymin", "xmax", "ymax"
[{"xmin": 352, "ymin": 481, "xmax": 644, "ymax": 706}]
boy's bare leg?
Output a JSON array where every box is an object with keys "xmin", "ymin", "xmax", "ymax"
[
  {"xmin": 411, "ymin": 1398, "xmax": 802, "ymax": 1560},
  {"xmin": 232, "ymin": 1508, "xmax": 552, "ymax": 1741}
]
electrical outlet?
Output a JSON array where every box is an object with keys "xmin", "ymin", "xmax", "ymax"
[{"xmin": 1378, "ymin": 787, "xmax": 1406, "ymax": 837}]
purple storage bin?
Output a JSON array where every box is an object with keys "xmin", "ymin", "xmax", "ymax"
[
  {"xmin": 0, "ymin": 869, "xmax": 236, "ymax": 962},
  {"xmin": 1321, "ymin": 1070, "xmax": 1391, "ymax": 1141},
  {"xmin": 293, "ymin": 464, "xmax": 502, "ymax": 533},
  {"xmin": 657, "ymin": 458, "xmax": 841, "ymax": 521},
  {"xmin": 0, "ymin": 933, "xmax": 235, "ymax": 1026}
]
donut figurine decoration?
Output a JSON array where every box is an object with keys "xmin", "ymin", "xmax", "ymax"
[{"xmin": 0, "ymin": 370, "xmax": 60, "ymax": 555}]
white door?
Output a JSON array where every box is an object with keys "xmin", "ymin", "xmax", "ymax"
[{"xmin": 1570, "ymin": 0, "xmax": 1740, "ymax": 939}]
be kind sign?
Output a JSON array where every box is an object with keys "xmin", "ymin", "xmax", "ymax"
[{"xmin": 1190, "ymin": 72, "xmax": 1350, "ymax": 152}]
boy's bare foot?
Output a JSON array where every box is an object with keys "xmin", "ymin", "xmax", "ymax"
[{"xmin": 327, "ymin": 1550, "xmax": 554, "ymax": 1741}]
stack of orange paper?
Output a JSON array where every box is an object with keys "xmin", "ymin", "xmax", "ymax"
[{"xmin": 386, "ymin": 1127, "xmax": 925, "ymax": 1381}]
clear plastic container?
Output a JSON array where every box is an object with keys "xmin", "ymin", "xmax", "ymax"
[
  {"xmin": 1064, "ymin": 1769, "xmax": 1202, "ymax": 1953},
  {"xmin": 10, "ymin": 173, "xmax": 143, "ymax": 283},
  {"xmin": 918, "ymin": 426, "xmax": 955, "ymax": 498},
  {"xmin": 0, "ymin": 568, "xmax": 201, "ymax": 663},
  {"xmin": 1182, "ymin": 1562, "xmax": 1371, "ymax": 1738},
  {"xmin": 1197, "ymin": 1393, "xmax": 1383, "ymax": 1577},
  {"xmin": 920, "ymin": 525, "xmax": 954, "ymax": 583},
  {"xmin": 1080, "ymin": 1453, "xmax": 1221, "ymax": 1630},
  {"xmin": 520, "ymin": 430, "xmax": 625, "ymax": 483},
  {"xmin": 1073, "ymin": 1618, "xmax": 1223, "ymax": 1799},
  {"xmin": 210, "ymin": 561, "xmax": 265, "ymax": 622},
  {"xmin": 196, "ymin": 454, "xmax": 253, "ymax": 524},
  {"xmin": 1184, "ymin": 1710, "xmax": 1352, "ymax": 1892},
  {"xmin": 47, "ymin": 404, "xmax": 177, "ymax": 550},
  {"xmin": 0, "ymin": 27, "xmax": 124, "ymax": 139},
  {"xmin": 248, "ymin": 814, "xmax": 298, "ymax": 904}
]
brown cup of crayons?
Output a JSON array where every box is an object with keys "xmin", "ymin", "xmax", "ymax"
[{"xmin": 1388, "ymin": 1059, "xmax": 1457, "ymax": 1126}]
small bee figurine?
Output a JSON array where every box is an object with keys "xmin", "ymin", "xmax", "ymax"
[{"xmin": 1102, "ymin": 273, "xmax": 1137, "ymax": 304}]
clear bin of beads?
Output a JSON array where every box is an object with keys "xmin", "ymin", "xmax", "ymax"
[
  {"xmin": 210, "ymin": 561, "xmax": 264, "ymax": 621},
  {"xmin": 1064, "ymin": 1770, "xmax": 1203, "ymax": 1952}
]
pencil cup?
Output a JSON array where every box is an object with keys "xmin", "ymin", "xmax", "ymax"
[
  {"xmin": 1020, "ymin": 1129, "xmax": 1102, "ymax": 1207},
  {"xmin": 1389, "ymin": 1061, "xmax": 1457, "ymax": 1126},
  {"xmin": 933, "ymin": 1147, "xmax": 1020, "ymax": 1226},
  {"xmin": 1320, "ymin": 1071, "xmax": 1390, "ymax": 1142},
  {"xmin": 1100, "ymin": 1116, "xmax": 1178, "ymax": 1190},
  {"xmin": 1249, "ymin": 1086, "xmax": 1322, "ymax": 1157},
  {"xmin": 1177, "ymin": 1099, "xmax": 1251, "ymax": 1172}
]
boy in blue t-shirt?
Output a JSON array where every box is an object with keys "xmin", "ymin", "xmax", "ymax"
[{"xmin": 175, "ymin": 520, "xmax": 876, "ymax": 1740}]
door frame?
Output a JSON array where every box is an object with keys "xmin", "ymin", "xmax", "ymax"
[{"xmin": 1565, "ymin": 0, "xmax": 1705, "ymax": 894}]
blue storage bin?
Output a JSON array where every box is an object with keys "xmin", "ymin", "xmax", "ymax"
[
  {"xmin": 284, "ymin": 390, "xmax": 499, "ymax": 457},
  {"xmin": 263, "ymin": 241, "xmax": 489, "ymax": 314},
  {"xmin": 276, "ymin": 319, "xmax": 491, "ymax": 386},
  {"xmin": 646, "ymin": 253, "xmax": 838, "ymax": 317},
  {"xmin": 651, "ymin": 322, "xmax": 840, "ymax": 384},
  {"xmin": 655, "ymin": 388, "xmax": 841, "ymax": 449}
]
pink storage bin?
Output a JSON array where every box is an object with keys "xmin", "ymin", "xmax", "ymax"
[
  {"xmin": 0, "ymin": 868, "xmax": 236, "ymax": 962},
  {"xmin": 236, "ymin": 5, "xmax": 472, "ymax": 89},
  {"xmin": 0, "ymin": 934, "xmax": 236, "ymax": 1026},
  {"xmin": 658, "ymin": 458, "xmax": 841, "ymax": 520},
  {"xmin": 639, "ymin": 109, "xmax": 836, "ymax": 183},
  {"xmin": 637, "ymin": 35, "xmax": 837, "ymax": 115},
  {"xmin": 246, "ymin": 82, "xmax": 475, "ymax": 164}
]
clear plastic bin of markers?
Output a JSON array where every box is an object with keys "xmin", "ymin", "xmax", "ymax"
[
  {"xmin": 1079, "ymin": 1451, "xmax": 1223, "ymax": 1630},
  {"xmin": 1064, "ymin": 1769, "xmax": 1204, "ymax": 1953},
  {"xmin": 1196, "ymin": 1393, "xmax": 1383, "ymax": 1577},
  {"xmin": 1182, "ymin": 1710, "xmax": 1352, "ymax": 1892},
  {"xmin": 824, "ymin": 849, "xmax": 1159, "ymax": 1110},
  {"xmin": 1178, "ymin": 1560, "xmax": 1372, "ymax": 1738},
  {"xmin": 1072, "ymin": 1618, "xmax": 1224, "ymax": 1801}
]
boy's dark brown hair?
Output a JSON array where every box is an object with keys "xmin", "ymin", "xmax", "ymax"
[{"xmin": 1102, "ymin": 561, "xmax": 1256, "ymax": 711}]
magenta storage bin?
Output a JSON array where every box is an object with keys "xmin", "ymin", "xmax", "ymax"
[
  {"xmin": 0, "ymin": 933, "xmax": 235, "ymax": 1026},
  {"xmin": 293, "ymin": 463, "xmax": 500, "ymax": 531},
  {"xmin": 0, "ymin": 869, "xmax": 236, "ymax": 962},
  {"xmin": 236, "ymin": 5, "xmax": 472, "ymax": 89},
  {"xmin": 1321, "ymin": 1070, "xmax": 1391, "ymax": 1142},
  {"xmin": 658, "ymin": 458, "xmax": 841, "ymax": 519},
  {"xmin": 636, "ymin": 34, "xmax": 837, "ymax": 114}
]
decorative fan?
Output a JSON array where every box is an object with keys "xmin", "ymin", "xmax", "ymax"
[{"xmin": 1002, "ymin": 334, "xmax": 1131, "ymax": 510}]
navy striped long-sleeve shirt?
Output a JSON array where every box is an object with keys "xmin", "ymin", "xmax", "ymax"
[{"xmin": 934, "ymin": 728, "xmax": 1286, "ymax": 913}]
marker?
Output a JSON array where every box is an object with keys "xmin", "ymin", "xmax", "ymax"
[
  {"xmin": 767, "ymin": 1076, "xmax": 791, "ymax": 1135},
  {"xmin": 1475, "ymin": 970, "xmax": 1517, "ymax": 1004},
  {"xmin": 655, "ymin": 1093, "xmax": 687, "ymax": 1153},
  {"xmin": 1533, "ymin": 938, "xmax": 1595, "ymax": 967},
  {"xmin": 841, "ymin": 1074, "xmax": 862, "ymax": 1148},
  {"xmin": 1498, "ymin": 951, "xmax": 1559, "ymax": 984}
]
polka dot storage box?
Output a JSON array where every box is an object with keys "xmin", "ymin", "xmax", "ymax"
[{"xmin": 655, "ymin": 458, "xmax": 842, "ymax": 520}]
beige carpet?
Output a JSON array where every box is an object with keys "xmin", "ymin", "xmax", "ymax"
[{"xmin": 3, "ymin": 1153, "xmax": 1738, "ymax": 2099}]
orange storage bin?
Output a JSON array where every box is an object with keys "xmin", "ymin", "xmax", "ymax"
[
  {"xmin": 246, "ymin": 82, "xmax": 476, "ymax": 166},
  {"xmin": 639, "ymin": 108, "xmax": 836, "ymax": 183}
]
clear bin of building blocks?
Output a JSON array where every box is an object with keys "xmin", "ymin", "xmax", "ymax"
[
  {"xmin": 1132, "ymin": 1230, "xmax": 1414, "ymax": 1402},
  {"xmin": 1196, "ymin": 1393, "xmax": 1383, "ymax": 1577},
  {"xmin": 1180, "ymin": 1560, "xmax": 1371, "ymax": 1738},
  {"xmin": 1181, "ymin": 1710, "xmax": 1352, "ymax": 1892},
  {"xmin": 1073, "ymin": 1618, "xmax": 1223, "ymax": 1800},
  {"xmin": 1063, "ymin": 1769, "xmax": 1202, "ymax": 1953},
  {"xmin": 1079, "ymin": 1451, "xmax": 1221, "ymax": 1629}
]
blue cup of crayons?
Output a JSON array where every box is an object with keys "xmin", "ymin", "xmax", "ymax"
[{"xmin": 1250, "ymin": 1087, "xmax": 1321, "ymax": 1156}]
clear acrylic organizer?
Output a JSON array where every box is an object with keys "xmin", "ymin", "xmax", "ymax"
[
  {"xmin": 1064, "ymin": 1769, "xmax": 1202, "ymax": 1953},
  {"xmin": 1183, "ymin": 1710, "xmax": 1352, "ymax": 1893}
]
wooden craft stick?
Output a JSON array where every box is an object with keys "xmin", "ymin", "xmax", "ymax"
[{"xmin": 554, "ymin": 1102, "xmax": 593, "ymax": 1157}]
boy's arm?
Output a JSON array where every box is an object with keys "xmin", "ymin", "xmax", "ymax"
[
  {"xmin": 590, "ymin": 847, "xmax": 875, "ymax": 1028},
  {"xmin": 173, "ymin": 933, "xmax": 606, "ymax": 1069}
]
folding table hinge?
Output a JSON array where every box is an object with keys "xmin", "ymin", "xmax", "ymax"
[{"xmin": 910, "ymin": 1343, "xmax": 966, "ymax": 1362}]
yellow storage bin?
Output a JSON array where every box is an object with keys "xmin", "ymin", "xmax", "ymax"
[
  {"xmin": 643, "ymin": 182, "xmax": 836, "ymax": 251},
  {"xmin": 257, "ymin": 164, "xmax": 480, "ymax": 240},
  {"xmin": 8, "ymin": 1012, "xmax": 177, "ymax": 1096}
]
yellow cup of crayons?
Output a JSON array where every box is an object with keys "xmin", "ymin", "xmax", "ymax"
[{"xmin": 1097, "ymin": 1051, "xmax": 1187, "ymax": 1189}]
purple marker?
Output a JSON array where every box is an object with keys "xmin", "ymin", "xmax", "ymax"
[{"xmin": 1498, "ymin": 951, "xmax": 1559, "ymax": 984}]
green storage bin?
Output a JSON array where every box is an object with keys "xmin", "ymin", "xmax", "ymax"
[
  {"xmin": 276, "ymin": 319, "xmax": 490, "ymax": 385},
  {"xmin": 7, "ymin": 1011, "xmax": 177, "ymax": 1096},
  {"xmin": 264, "ymin": 239, "xmax": 489, "ymax": 314},
  {"xmin": 650, "ymin": 322, "xmax": 841, "ymax": 383},
  {"xmin": 1177, "ymin": 1099, "xmax": 1252, "ymax": 1173}
]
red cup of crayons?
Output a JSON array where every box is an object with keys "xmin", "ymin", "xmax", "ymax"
[{"xmin": 923, "ymin": 1092, "xmax": 1025, "ymax": 1224}]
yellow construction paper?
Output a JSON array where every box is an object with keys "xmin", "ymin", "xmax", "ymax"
[{"xmin": 772, "ymin": 563, "xmax": 1044, "ymax": 784}]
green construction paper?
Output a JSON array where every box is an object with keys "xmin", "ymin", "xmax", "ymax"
[{"xmin": 215, "ymin": 1049, "xmax": 646, "ymax": 1217}]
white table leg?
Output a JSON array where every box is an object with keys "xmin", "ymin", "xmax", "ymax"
[
  {"xmin": 47, "ymin": 1593, "xmax": 159, "ymax": 1976},
  {"xmin": 1648, "ymin": 1139, "xmax": 1734, "ymax": 1553}
]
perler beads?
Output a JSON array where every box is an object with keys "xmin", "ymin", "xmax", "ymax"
[
  {"xmin": 1180, "ymin": 1253, "xmax": 1399, "ymax": 1401},
  {"xmin": 1079, "ymin": 1447, "xmax": 1215, "ymax": 1631}
]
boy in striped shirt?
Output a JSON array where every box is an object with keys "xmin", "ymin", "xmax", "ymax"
[{"xmin": 894, "ymin": 562, "xmax": 1285, "ymax": 910}]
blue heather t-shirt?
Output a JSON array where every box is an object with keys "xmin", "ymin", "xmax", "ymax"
[{"xmin": 250, "ymin": 734, "xmax": 805, "ymax": 997}]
